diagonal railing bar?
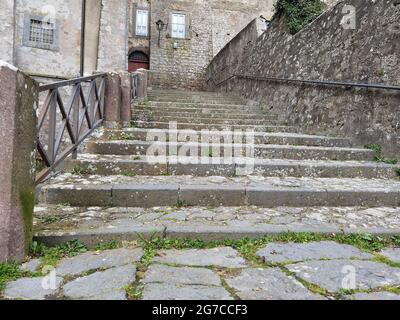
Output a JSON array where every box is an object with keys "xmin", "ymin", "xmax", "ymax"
[{"xmin": 36, "ymin": 73, "xmax": 107, "ymax": 184}]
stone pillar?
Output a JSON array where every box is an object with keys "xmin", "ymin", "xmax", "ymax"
[
  {"xmin": 104, "ymin": 72, "xmax": 121, "ymax": 129},
  {"xmin": 120, "ymin": 72, "xmax": 132, "ymax": 128},
  {"xmin": 136, "ymin": 69, "xmax": 149, "ymax": 101},
  {"xmin": 0, "ymin": 62, "xmax": 37, "ymax": 263}
]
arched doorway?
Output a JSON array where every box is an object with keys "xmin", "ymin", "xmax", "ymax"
[{"xmin": 128, "ymin": 51, "xmax": 150, "ymax": 72}]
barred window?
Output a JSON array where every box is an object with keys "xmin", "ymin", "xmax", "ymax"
[
  {"xmin": 29, "ymin": 19, "xmax": 55, "ymax": 45},
  {"xmin": 23, "ymin": 15, "xmax": 59, "ymax": 51}
]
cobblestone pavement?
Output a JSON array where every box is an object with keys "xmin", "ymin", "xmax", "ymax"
[{"xmin": 2, "ymin": 242, "xmax": 400, "ymax": 300}]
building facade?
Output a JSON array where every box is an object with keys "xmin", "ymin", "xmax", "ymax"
[{"xmin": 0, "ymin": 0, "xmax": 336, "ymax": 89}]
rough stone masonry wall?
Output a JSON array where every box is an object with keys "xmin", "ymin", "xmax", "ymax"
[
  {"xmin": 206, "ymin": 18, "xmax": 266, "ymax": 88},
  {"xmin": 209, "ymin": 0, "xmax": 400, "ymax": 157},
  {"xmin": 0, "ymin": 0, "xmax": 15, "ymax": 64},
  {"xmin": 149, "ymin": 0, "xmax": 273, "ymax": 90}
]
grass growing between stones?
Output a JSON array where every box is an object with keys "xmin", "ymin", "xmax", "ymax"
[
  {"xmin": 126, "ymin": 247, "xmax": 156, "ymax": 300},
  {"xmin": 30, "ymin": 240, "xmax": 88, "ymax": 267},
  {"xmin": 0, "ymin": 264, "xmax": 39, "ymax": 297},
  {"xmin": 0, "ymin": 264, "xmax": 24, "ymax": 295}
]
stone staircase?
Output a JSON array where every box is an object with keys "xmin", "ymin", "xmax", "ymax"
[{"xmin": 34, "ymin": 89, "xmax": 400, "ymax": 246}]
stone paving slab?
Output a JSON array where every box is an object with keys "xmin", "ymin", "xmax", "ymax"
[
  {"xmin": 20, "ymin": 259, "xmax": 41, "ymax": 273},
  {"xmin": 225, "ymin": 268, "xmax": 324, "ymax": 300},
  {"xmin": 153, "ymin": 247, "xmax": 247, "ymax": 268},
  {"xmin": 348, "ymin": 292, "xmax": 400, "ymax": 300},
  {"xmin": 56, "ymin": 248, "xmax": 143, "ymax": 276},
  {"xmin": 4, "ymin": 277, "xmax": 63, "ymax": 300},
  {"xmin": 256, "ymin": 241, "xmax": 373, "ymax": 263},
  {"xmin": 62, "ymin": 265, "xmax": 136, "ymax": 300},
  {"xmin": 287, "ymin": 260, "xmax": 400, "ymax": 292},
  {"xmin": 380, "ymin": 248, "xmax": 400, "ymax": 263},
  {"xmin": 142, "ymin": 283, "xmax": 233, "ymax": 300},
  {"xmin": 143, "ymin": 265, "xmax": 221, "ymax": 286}
]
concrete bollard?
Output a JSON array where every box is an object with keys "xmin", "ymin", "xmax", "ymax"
[
  {"xmin": 0, "ymin": 61, "xmax": 38, "ymax": 263},
  {"xmin": 104, "ymin": 72, "xmax": 122, "ymax": 129}
]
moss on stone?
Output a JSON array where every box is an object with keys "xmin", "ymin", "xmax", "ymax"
[{"xmin": 19, "ymin": 189, "xmax": 35, "ymax": 252}]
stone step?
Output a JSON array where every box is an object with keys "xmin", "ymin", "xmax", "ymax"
[
  {"xmin": 68, "ymin": 155, "xmax": 400, "ymax": 179},
  {"xmin": 132, "ymin": 121, "xmax": 296, "ymax": 132},
  {"xmin": 148, "ymin": 98, "xmax": 245, "ymax": 105},
  {"xmin": 33, "ymin": 205, "xmax": 400, "ymax": 245},
  {"xmin": 134, "ymin": 108, "xmax": 278, "ymax": 120},
  {"xmin": 144, "ymin": 101, "xmax": 252, "ymax": 108},
  {"xmin": 132, "ymin": 115, "xmax": 279, "ymax": 126},
  {"xmin": 86, "ymin": 141, "xmax": 374, "ymax": 161},
  {"xmin": 37, "ymin": 174, "xmax": 400, "ymax": 208},
  {"xmin": 148, "ymin": 91, "xmax": 241, "ymax": 99},
  {"xmin": 102, "ymin": 129, "xmax": 352, "ymax": 148}
]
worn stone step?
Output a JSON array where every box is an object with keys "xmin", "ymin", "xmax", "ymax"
[
  {"xmin": 102, "ymin": 129, "xmax": 352, "ymax": 148},
  {"xmin": 33, "ymin": 205, "xmax": 400, "ymax": 246},
  {"xmin": 86, "ymin": 141, "xmax": 374, "ymax": 161},
  {"xmin": 142, "ymin": 101, "xmax": 255, "ymax": 109},
  {"xmin": 132, "ymin": 121, "xmax": 296, "ymax": 132},
  {"xmin": 37, "ymin": 174, "xmax": 400, "ymax": 208},
  {"xmin": 132, "ymin": 115, "xmax": 279, "ymax": 126},
  {"xmin": 134, "ymin": 108, "xmax": 277, "ymax": 120},
  {"xmin": 68, "ymin": 155, "xmax": 400, "ymax": 179},
  {"xmin": 149, "ymin": 98, "xmax": 245, "ymax": 105}
]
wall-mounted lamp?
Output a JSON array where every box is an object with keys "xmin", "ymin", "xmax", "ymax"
[
  {"xmin": 156, "ymin": 19, "xmax": 166, "ymax": 47},
  {"xmin": 260, "ymin": 15, "xmax": 271, "ymax": 28}
]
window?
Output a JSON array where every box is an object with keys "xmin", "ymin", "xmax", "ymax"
[
  {"xmin": 29, "ymin": 19, "xmax": 55, "ymax": 45},
  {"xmin": 23, "ymin": 15, "xmax": 59, "ymax": 51},
  {"xmin": 171, "ymin": 13, "xmax": 186, "ymax": 39},
  {"xmin": 136, "ymin": 9, "xmax": 149, "ymax": 36}
]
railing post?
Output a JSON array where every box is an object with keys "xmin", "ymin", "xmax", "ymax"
[
  {"xmin": 104, "ymin": 72, "xmax": 122, "ymax": 129},
  {"xmin": 0, "ymin": 62, "xmax": 38, "ymax": 263},
  {"xmin": 120, "ymin": 71, "xmax": 132, "ymax": 128}
]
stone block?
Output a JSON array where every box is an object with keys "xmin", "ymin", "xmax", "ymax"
[{"xmin": 0, "ymin": 62, "xmax": 37, "ymax": 262}]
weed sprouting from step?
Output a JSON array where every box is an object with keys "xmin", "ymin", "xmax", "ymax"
[
  {"xmin": 95, "ymin": 241, "xmax": 121, "ymax": 251},
  {"xmin": 71, "ymin": 166, "xmax": 92, "ymax": 176},
  {"xmin": 132, "ymin": 155, "xmax": 142, "ymax": 161},
  {"xmin": 119, "ymin": 133, "xmax": 132, "ymax": 140},
  {"xmin": 39, "ymin": 215, "xmax": 65, "ymax": 225},
  {"xmin": 176, "ymin": 199, "xmax": 188, "ymax": 208},
  {"xmin": 30, "ymin": 240, "xmax": 88, "ymax": 267},
  {"xmin": 396, "ymin": 169, "xmax": 400, "ymax": 179},
  {"xmin": 122, "ymin": 172, "xmax": 137, "ymax": 177},
  {"xmin": 365, "ymin": 144, "xmax": 398, "ymax": 165}
]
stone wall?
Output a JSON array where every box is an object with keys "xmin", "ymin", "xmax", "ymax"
[
  {"xmin": 14, "ymin": 0, "xmax": 82, "ymax": 78},
  {"xmin": 97, "ymin": 0, "xmax": 129, "ymax": 72},
  {"xmin": 149, "ymin": 0, "xmax": 273, "ymax": 90},
  {"xmin": 208, "ymin": 0, "xmax": 400, "ymax": 157},
  {"xmin": 0, "ymin": 0, "xmax": 16, "ymax": 65},
  {"xmin": 206, "ymin": 18, "xmax": 266, "ymax": 88}
]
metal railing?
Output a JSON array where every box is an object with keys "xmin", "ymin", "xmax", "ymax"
[
  {"xmin": 131, "ymin": 73, "xmax": 139, "ymax": 100},
  {"xmin": 210, "ymin": 74, "xmax": 400, "ymax": 92},
  {"xmin": 36, "ymin": 73, "xmax": 107, "ymax": 184}
]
